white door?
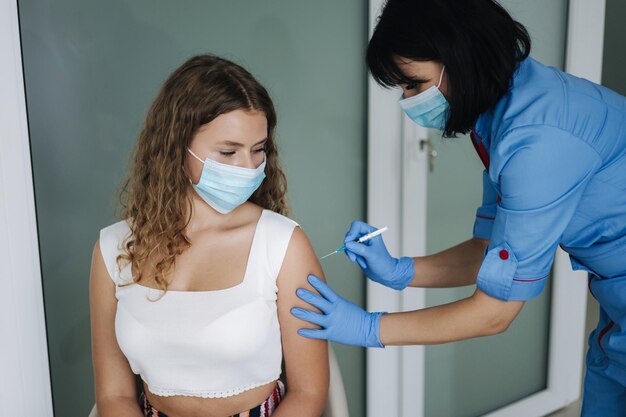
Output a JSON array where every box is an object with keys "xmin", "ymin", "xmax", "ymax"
[
  {"xmin": 0, "ymin": 1, "xmax": 53, "ymax": 416},
  {"xmin": 367, "ymin": 1, "xmax": 607, "ymax": 416}
]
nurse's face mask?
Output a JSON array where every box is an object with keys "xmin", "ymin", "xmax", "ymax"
[
  {"xmin": 399, "ymin": 65, "xmax": 449, "ymax": 131},
  {"xmin": 187, "ymin": 148, "xmax": 266, "ymax": 214}
]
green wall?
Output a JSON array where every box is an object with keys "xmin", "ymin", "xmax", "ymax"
[
  {"xmin": 19, "ymin": 2, "xmax": 367, "ymax": 416},
  {"xmin": 603, "ymin": 0, "xmax": 626, "ymax": 96}
]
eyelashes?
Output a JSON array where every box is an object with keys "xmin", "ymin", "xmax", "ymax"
[
  {"xmin": 403, "ymin": 77, "xmax": 429, "ymax": 91},
  {"xmin": 219, "ymin": 148, "xmax": 266, "ymax": 157}
]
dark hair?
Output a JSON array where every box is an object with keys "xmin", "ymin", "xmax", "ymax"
[{"xmin": 367, "ymin": 0, "xmax": 531, "ymax": 137}]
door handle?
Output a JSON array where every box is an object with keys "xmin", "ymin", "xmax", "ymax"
[{"xmin": 419, "ymin": 139, "xmax": 437, "ymax": 172}]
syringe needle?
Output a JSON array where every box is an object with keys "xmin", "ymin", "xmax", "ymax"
[{"xmin": 320, "ymin": 250, "xmax": 339, "ymax": 260}]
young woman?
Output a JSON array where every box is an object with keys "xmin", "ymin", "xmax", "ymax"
[
  {"xmin": 90, "ymin": 54, "xmax": 329, "ymax": 417},
  {"xmin": 293, "ymin": 0, "xmax": 626, "ymax": 415}
]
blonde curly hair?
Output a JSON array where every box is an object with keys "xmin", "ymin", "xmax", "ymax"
[{"xmin": 117, "ymin": 54, "xmax": 288, "ymax": 293}]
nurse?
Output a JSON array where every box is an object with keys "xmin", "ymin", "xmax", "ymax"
[{"xmin": 291, "ymin": 0, "xmax": 626, "ymax": 414}]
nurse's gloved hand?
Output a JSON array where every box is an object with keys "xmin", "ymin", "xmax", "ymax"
[
  {"xmin": 292, "ymin": 274, "xmax": 386, "ymax": 348},
  {"xmin": 344, "ymin": 221, "xmax": 415, "ymax": 291}
]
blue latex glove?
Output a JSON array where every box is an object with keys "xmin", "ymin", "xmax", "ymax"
[
  {"xmin": 344, "ymin": 221, "xmax": 415, "ymax": 291},
  {"xmin": 291, "ymin": 274, "xmax": 386, "ymax": 348}
]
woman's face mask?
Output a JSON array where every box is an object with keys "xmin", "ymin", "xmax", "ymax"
[
  {"xmin": 398, "ymin": 65, "xmax": 449, "ymax": 131},
  {"xmin": 187, "ymin": 148, "xmax": 266, "ymax": 214}
]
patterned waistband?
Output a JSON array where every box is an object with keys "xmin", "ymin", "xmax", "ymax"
[{"xmin": 140, "ymin": 381, "xmax": 285, "ymax": 417}]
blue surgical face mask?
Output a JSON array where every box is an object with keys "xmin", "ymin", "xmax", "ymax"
[
  {"xmin": 399, "ymin": 65, "xmax": 449, "ymax": 131},
  {"xmin": 187, "ymin": 148, "xmax": 266, "ymax": 214}
]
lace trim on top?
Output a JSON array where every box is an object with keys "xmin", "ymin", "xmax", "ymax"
[{"xmin": 144, "ymin": 373, "xmax": 281, "ymax": 398}]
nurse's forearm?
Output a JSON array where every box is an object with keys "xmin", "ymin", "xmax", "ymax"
[
  {"xmin": 407, "ymin": 238, "xmax": 488, "ymax": 288},
  {"xmin": 379, "ymin": 289, "xmax": 524, "ymax": 345}
]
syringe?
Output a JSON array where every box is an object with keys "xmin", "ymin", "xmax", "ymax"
[{"xmin": 320, "ymin": 226, "xmax": 389, "ymax": 260}]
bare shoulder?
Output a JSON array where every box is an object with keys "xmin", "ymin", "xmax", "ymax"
[
  {"xmin": 277, "ymin": 226, "xmax": 325, "ymax": 289},
  {"xmin": 90, "ymin": 239, "xmax": 116, "ymax": 304},
  {"xmin": 287, "ymin": 227, "xmax": 315, "ymax": 258},
  {"xmin": 91, "ymin": 240, "xmax": 110, "ymax": 284}
]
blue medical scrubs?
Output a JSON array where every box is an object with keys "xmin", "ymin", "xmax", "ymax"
[{"xmin": 471, "ymin": 57, "xmax": 626, "ymax": 415}]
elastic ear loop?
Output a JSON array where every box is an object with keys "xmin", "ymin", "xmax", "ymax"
[
  {"xmin": 187, "ymin": 148, "xmax": 205, "ymax": 185},
  {"xmin": 187, "ymin": 148, "xmax": 205, "ymax": 164},
  {"xmin": 436, "ymin": 65, "xmax": 446, "ymax": 89}
]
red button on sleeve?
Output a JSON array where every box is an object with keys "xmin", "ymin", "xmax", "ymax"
[{"xmin": 499, "ymin": 249, "xmax": 509, "ymax": 260}]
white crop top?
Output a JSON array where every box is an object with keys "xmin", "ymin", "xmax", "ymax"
[{"xmin": 98, "ymin": 210, "xmax": 298, "ymax": 398}]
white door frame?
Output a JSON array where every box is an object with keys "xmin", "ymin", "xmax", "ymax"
[
  {"xmin": 367, "ymin": 1, "xmax": 607, "ymax": 416},
  {"xmin": 0, "ymin": 0, "xmax": 54, "ymax": 415}
]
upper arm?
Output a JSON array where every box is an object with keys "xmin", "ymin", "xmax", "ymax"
[
  {"xmin": 477, "ymin": 127, "xmax": 601, "ymax": 301},
  {"xmin": 276, "ymin": 228, "xmax": 329, "ymax": 404},
  {"xmin": 473, "ymin": 170, "xmax": 498, "ymax": 241},
  {"xmin": 90, "ymin": 240, "xmax": 138, "ymax": 402}
]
